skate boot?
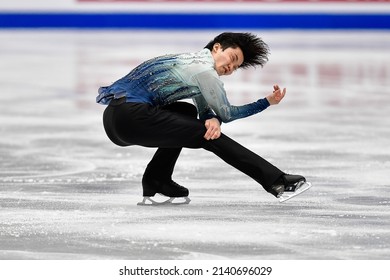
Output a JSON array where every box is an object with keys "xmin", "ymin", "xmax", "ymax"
[
  {"xmin": 137, "ymin": 176, "xmax": 191, "ymax": 206},
  {"xmin": 271, "ymin": 174, "xmax": 312, "ymax": 203}
]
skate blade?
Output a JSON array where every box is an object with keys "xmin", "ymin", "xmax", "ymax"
[
  {"xmin": 279, "ymin": 182, "xmax": 312, "ymax": 203},
  {"xmin": 137, "ymin": 196, "xmax": 191, "ymax": 206}
]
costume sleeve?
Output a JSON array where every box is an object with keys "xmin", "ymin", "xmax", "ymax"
[
  {"xmin": 192, "ymin": 95, "xmax": 222, "ymax": 123},
  {"xmin": 191, "ymin": 70, "xmax": 270, "ymax": 123}
]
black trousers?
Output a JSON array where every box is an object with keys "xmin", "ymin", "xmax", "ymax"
[{"xmin": 103, "ymin": 99, "xmax": 284, "ymax": 196}]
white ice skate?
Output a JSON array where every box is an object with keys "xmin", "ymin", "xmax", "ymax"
[
  {"xmin": 137, "ymin": 195, "xmax": 191, "ymax": 206},
  {"xmin": 278, "ymin": 181, "xmax": 312, "ymax": 203}
]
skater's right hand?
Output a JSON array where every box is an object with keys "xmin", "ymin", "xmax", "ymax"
[{"xmin": 266, "ymin": 84, "xmax": 286, "ymax": 105}]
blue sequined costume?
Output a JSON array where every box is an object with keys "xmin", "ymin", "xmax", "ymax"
[{"xmin": 97, "ymin": 49, "xmax": 269, "ymax": 123}]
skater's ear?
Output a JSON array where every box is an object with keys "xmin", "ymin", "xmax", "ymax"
[{"xmin": 213, "ymin": 43, "xmax": 222, "ymax": 52}]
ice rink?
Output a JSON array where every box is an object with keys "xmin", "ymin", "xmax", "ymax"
[{"xmin": 0, "ymin": 30, "xmax": 389, "ymax": 260}]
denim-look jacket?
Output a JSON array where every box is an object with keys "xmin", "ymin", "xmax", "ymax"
[{"xmin": 96, "ymin": 48, "xmax": 270, "ymax": 123}]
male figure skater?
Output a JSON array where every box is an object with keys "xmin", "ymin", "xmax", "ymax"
[{"xmin": 97, "ymin": 32, "xmax": 311, "ymax": 205}]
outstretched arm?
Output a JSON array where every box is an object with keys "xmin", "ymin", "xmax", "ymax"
[
  {"xmin": 200, "ymin": 84, "xmax": 286, "ymax": 140},
  {"xmin": 266, "ymin": 84, "xmax": 286, "ymax": 105}
]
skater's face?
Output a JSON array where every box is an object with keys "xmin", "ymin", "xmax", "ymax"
[{"xmin": 211, "ymin": 43, "xmax": 244, "ymax": 76}]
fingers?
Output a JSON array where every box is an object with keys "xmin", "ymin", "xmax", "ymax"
[
  {"xmin": 281, "ymin": 87, "xmax": 286, "ymax": 99},
  {"xmin": 272, "ymin": 85, "xmax": 286, "ymax": 103},
  {"xmin": 204, "ymin": 126, "xmax": 221, "ymax": 140},
  {"xmin": 276, "ymin": 88, "xmax": 286, "ymax": 100},
  {"xmin": 204, "ymin": 119, "xmax": 221, "ymax": 140}
]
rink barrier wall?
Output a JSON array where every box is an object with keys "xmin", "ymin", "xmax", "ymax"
[{"xmin": 0, "ymin": 13, "xmax": 390, "ymax": 29}]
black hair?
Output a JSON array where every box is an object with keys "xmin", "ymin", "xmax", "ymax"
[{"xmin": 204, "ymin": 32, "xmax": 270, "ymax": 69}]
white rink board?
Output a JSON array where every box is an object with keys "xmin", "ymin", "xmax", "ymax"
[{"xmin": 0, "ymin": 0, "xmax": 389, "ymax": 13}]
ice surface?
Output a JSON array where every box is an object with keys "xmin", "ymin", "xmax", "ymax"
[{"xmin": 0, "ymin": 30, "xmax": 390, "ymax": 260}]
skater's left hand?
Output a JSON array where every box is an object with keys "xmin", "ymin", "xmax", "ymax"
[
  {"xmin": 204, "ymin": 118, "xmax": 221, "ymax": 140},
  {"xmin": 266, "ymin": 84, "xmax": 286, "ymax": 105}
]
